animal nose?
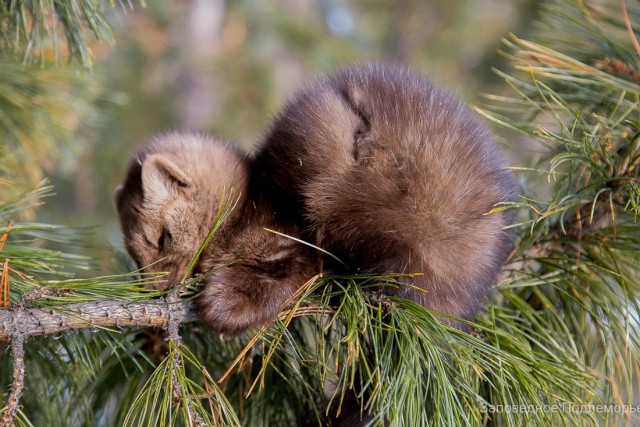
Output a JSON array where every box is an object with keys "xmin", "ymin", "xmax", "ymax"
[{"xmin": 163, "ymin": 270, "xmax": 183, "ymax": 290}]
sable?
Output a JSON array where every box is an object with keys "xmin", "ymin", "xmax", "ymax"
[{"xmin": 115, "ymin": 65, "xmax": 515, "ymax": 341}]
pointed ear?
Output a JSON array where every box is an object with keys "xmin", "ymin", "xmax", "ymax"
[
  {"xmin": 141, "ymin": 154, "xmax": 193, "ymax": 204},
  {"xmin": 338, "ymin": 84, "xmax": 371, "ymax": 131},
  {"xmin": 113, "ymin": 185, "xmax": 124, "ymax": 211}
]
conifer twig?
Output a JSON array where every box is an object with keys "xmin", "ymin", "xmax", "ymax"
[
  {"xmin": 163, "ymin": 290, "xmax": 207, "ymax": 427},
  {"xmin": 0, "ymin": 299, "xmax": 197, "ymax": 341},
  {"xmin": 1, "ymin": 334, "xmax": 25, "ymax": 427},
  {"xmin": 165, "ymin": 290, "xmax": 183, "ymax": 345}
]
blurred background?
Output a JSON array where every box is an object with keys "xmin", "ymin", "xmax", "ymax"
[{"xmin": 37, "ymin": 0, "xmax": 537, "ymax": 269}]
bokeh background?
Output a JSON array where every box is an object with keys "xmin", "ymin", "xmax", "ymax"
[{"xmin": 39, "ymin": 0, "xmax": 537, "ymax": 268}]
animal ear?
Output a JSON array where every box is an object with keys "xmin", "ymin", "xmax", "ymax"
[
  {"xmin": 141, "ymin": 154, "xmax": 193, "ymax": 204},
  {"xmin": 113, "ymin": 185, "xmax": 124, "ymax": 209},
  {"xmin": 345, "ymin": 85, "xmax": 366, "ymax": 111},
  {"xmin": 338, "ymin": 83, "xmax": 371, "ymax": 135}
]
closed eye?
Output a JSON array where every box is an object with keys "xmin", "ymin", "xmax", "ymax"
[
  {"xmin": 158, "ymin": 230, "xmax": 171, "ymax": 253},
  {"xmin": 157, "ymin": 234, "xmax": 165, "ymax": 253}
]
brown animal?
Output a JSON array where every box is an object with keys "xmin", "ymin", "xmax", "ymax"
[
  {"xmin": 114, "ymin": 132, "xmax": 318, "ymax": 336},
  {"xmin": 115, "ymin": 64, "xmax": 515, "ymax": 337},
  {"xmin": 252, "ymin": 64, "xmax": 516, "ymax": 326}
]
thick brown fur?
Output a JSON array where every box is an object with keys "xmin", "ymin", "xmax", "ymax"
[
  {"xmin": 114, "ymin": 132, "xmax": 318, "ymax": 336},
  {"xmin": 114, "ymin": 132, "xmax": 250, "ymax": 289},
  {"xmin": 252, "ymin": 63, "xmax": 516, "ymax": 325}
]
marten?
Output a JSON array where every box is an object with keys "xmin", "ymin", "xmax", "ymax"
[{"xmin": 115, "ymin": 64, "xmax": 515, "ymax": 336}]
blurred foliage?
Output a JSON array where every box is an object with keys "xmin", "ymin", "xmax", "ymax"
[
  {"xmin": 479, "ymin": 0, "xmax": 640, "ymax": 424},
  {"xmin": 0, "ymin": 0, "xmax": 143, "ymax": 220},
  {"xmin": 0, "ymin": 61, "xmax": 101, "ymax": 217},
  {"xmin": 0, "ymin": 0, "xmax": 145, "ymax": 66}
]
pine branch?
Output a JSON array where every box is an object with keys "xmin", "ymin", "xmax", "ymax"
[
  {"xmin": 0, "ymin": 298, "xmax": 197, "ymax": 341},
  {"xmin": 0, "ymin": 63, "xmax": 101, "ymax": 204},
  {"xmin": 164, "ymin": 290, "xmax": 185, "ymax": 344},
  {"xmin": 0, "ymin": 334, "xmax": 24, "ymax": 427},
  {"xmin": 0, "ymin": 0, "xmax": 144, "ymax": 66},
  {"xmin": 478, "ymin": 1, "xmax": 640, "ymax": 423}
]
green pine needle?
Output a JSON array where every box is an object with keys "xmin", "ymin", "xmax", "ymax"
[
  {"xmin": 123, "ymin": 341, "xmax": 240, "ymax": 427},
  {"xmin": 0, "ymin": 0, "xmax": 144, "ymax": 66}
]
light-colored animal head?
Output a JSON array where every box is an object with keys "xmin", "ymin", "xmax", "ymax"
[{"xmin": 114, "ymin": 133, "xmax": 249, "ymax": 289}]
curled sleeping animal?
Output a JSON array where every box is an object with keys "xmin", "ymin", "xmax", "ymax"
[{"xmin": 114, "ymin": 64, "xmax": 515, "ymax": 336}]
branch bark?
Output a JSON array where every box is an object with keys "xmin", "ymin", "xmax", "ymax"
[
  {"xmin": 0, "ymin": 299, "xmax": 197, "ymax": 341},
  {"xmin": 1, "ymin": 334, "xmax": 24, "ymax": 427}
]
